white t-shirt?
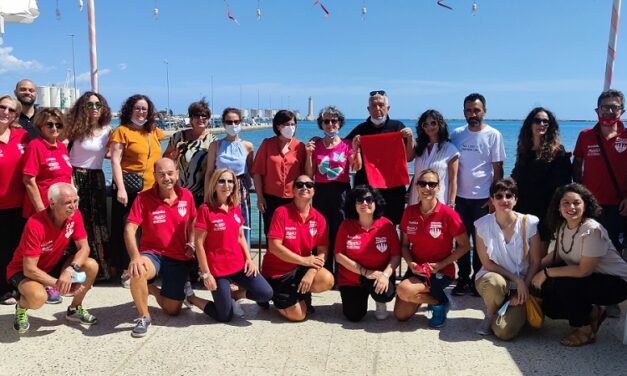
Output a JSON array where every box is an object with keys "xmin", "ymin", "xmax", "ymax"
[
  {"xmin": 69, "ymin": 126, "xmax": 111, "ymax": 169},
  {"xmin": 408, "ymin": 141, "xmax": 459, "ymax": 205},
  {"xmin": 450, "ymin": 124, "xmax": 505, "ymax": 199},
  {"xmin": 474, "ymin": 212, "xmax": 538, "ymax": 280}
]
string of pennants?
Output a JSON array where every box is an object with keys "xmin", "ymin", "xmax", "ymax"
[{"xmin": 53, "ymin": 0, "xmax": 479, "ymax": 24}]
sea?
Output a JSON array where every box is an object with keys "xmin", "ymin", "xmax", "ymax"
[{"xmin": 104, "ymin": 119, "xmax": 593, "ymax": 245}]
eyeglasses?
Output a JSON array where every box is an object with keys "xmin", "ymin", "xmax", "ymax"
[
  {"xmin": 322, "ymin": 119, "xmax": 339, "ymax": 125},
  {"xmin": 416, "ymin": 180, "xmax": 438, "ymax": 189},
  {"xmin": 421, "ymin": 121, "xmax": 438, "ymax": 129},
  {"xmin": 133, "ymin": 107, "xmax": 148, "ymax": 113},
  {"xmin": 224, "ymin": 119, "xmax": 241, "ymax": 125},
  {"xmin": 217, "ymin": 179, "xmax": 235, "ymax": 185},
  {"xmin": 599, "ymin": 104, "xmax": 623, "ymax": 112},
  {"xmin": 533, "ymin": 118, "xmax": 549, "ymax": 125},
  {"xmin": 369, "ymin": 90, "xmax": 387, "ymax": 97},
  {"xmin": 294, "ymin": 181, "xmax": 314, "ymax": 189},
  {"xmin": 192, "ymin": 114, "xmax": 209, "ymax": 120},
  {"xmin": 356, "ymin": 196, "xmax": 375, "ymax": 204},
  {"xmin": 0, "ymin": 104, "xmax": 17, "ymax": 113},
  {"xmin": 493, "ymin": 192, "xmax": 515, "ymax": 200},
  {"xmin": 86, "ymin": 102, "xmax": 103, "ymax": 109},
  {"xmin": 45, "ymin": 122, "xmax": 64, "ymax": 130}
]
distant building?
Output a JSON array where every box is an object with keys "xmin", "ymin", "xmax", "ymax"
[
  {"xmin": 36, "ymin": 86, "xmax": 80, "ymax": 112},
  {"xmin": 306, "ymin": 96, "xmax": 314, "ymax": 121}
]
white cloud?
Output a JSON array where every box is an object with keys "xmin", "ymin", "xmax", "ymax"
[
  {"xmin": 74, "ymin": 68, "xmax": 110, "ymax": 83},
  {"xmin": 0, "ymin": 46, "xmax": 43, "ymax": 74},
  {"xmin": 118, "ymin": 63, "xmax": 128, "ymax": 70}
]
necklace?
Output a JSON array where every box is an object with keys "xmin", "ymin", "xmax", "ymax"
[{"xmin": 560, "ymin": 222, "xmax": 582, "ymax": 254}]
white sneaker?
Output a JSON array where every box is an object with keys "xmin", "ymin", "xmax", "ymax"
[
  {"xmin": 232, "ymin": 299, "xmax": 245, "ymax": 318},
  {"xmin": 120, "ymin": 270, "xmax": 131, "ymax": 289},
  {"xmin": 182, "ymin": 281, "xmax": 194, "ymax": 309},
  {"xmin": 476, "ymin": 316, "xmax": 493, "ymax": 336},
  {"xmin": 375, "ymin": 302, "xmax": 388, "ymax": 320}
]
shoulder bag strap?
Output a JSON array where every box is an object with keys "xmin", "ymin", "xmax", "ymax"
[
  {"xmin": 594, "ymin": 132, "xmax": 623, "ymax": 199},
  {"xmin": 142, "ymin": 131, "xmax": 152, "ymax": 177},
  {"xmin": 522, "ymin": 215, "xmax": 527, "ymax": 260}
]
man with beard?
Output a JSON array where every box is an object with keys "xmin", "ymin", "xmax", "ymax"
[
  {"xmin": 450, "ymin": 93, "xmax": 505, "ymax": 296},
  {"xmin": 14, "ymin": 79, "xmax": 39, "ymax": 138},
  {"xmin": 346, "ymin": 91, "xmax": 414, "ymax": 225}
]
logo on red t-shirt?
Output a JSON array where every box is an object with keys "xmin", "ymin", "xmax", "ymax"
[
  {"xmin": 375, "ymin": 237, "xmax": 388, "ymax": 253},
  {"xmin": 63, "ymin": 154, "xmax": 72, "ymax": 168},
  {"xmin": 429, "ymin": 222, "xmax": 443, "ymax": 239},
  {"xmin": 285, "ymin": 226, "xmax": 297, "ymax": 240},
  {"xmin": 177, "ymin": 201, "xmax": 188, "ymax": 217},
  {"xmin": 211, "ymin": 219, "xmax": 226, "ymax": 232},
  {"xmin": 64, "ymin": 221, "xmax": 75, "ymax": 239},
  {"xmin": 152, "ymin": 210, "xmax": 166, "ymax": 224},
  {"xmin": 41, "ymin": 240, "xmax": 53, "ymax": 252},
  {"xmin": 309, "ymin": 221, "xmax": 318, "ymax": 237},
  {"xmin": 616, "ymin": 137, "xmax": 627, "ymax": 153},
  {"xmin": 234, "ymin": 214, "xmax": 241, "ymax": 224}
]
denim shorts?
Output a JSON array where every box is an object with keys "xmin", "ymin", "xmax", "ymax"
[{"xmin": 142, "ymin": 252, "xmax": 193, "ymax": 301}]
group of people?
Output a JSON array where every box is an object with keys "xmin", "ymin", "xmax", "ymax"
[{"xmin": 1, "ymin": 80, "xmax": 626, "ymax": 347}]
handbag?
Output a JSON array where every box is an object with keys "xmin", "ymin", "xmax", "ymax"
[
  {"xmin": 521, "ymin": 215, "xmax": 545, "ymax": 329},
  {"xmin": 122, "ymin": 172, "xmax": 144, "ymax": 194}
]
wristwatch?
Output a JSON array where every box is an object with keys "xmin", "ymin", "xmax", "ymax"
[
  {"xmin": 200, "ymin": 272, "xmax": 211, "ymax": 280},
  {"xmin": 71, "ymin": 262, "xmax": 81, "ymax": 272}
]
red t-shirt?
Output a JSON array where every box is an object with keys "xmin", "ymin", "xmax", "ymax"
[
  {"xmin": 127, "ymin": 185, "xmax": 197, "ymax": 261},
  {"xmin": 400, "ymin": 202, "xmax": 466, "ymax": 280},
  {"xmin": 21, "ymin": 137, "xmax": 73, "ymax": 218},
  {"xmin": 6, "ymin": 209, "xmax": 87, "ymax": 281},
  {"xmin": 251, "ymin": 137, "xmax": 306, "ymax": 198},
  {"xmin": 335, "ymin": 217, "xmax": 400, "ymax": 287},
  {"xmin": 0, "ymin": 128, "xmax": 30, "ymax": 209},
  {"xmin": 195, "ymin": 203, "xmax": 245, "ymax": 277},
  {"xmin": 262, "ymin": 202, "xmax": 328, "ymax": 279},
  {"xmin": 573, "ymin": 123, "xmax": 627, "ymax": 205}
]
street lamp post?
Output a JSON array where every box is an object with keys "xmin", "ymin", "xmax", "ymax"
[
  {"xmin": 164, "ymin": 60, "xmax": 170, "ymax": 120},
  {"xmin": 68, "ymin": 33, "xmax": 77, "ymax": 93}
]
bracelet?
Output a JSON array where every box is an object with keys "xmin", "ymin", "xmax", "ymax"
[
  {"xmin": 71, "ymin": 262, "xmax": 81, "ymax": 272},
  {"xmin": 383, "ymin": 272, "xmax": 390, "ymax": 279},
  {"xmin": 186, "ymin": 242, "xmax": 195, "ymax": 249},
  {"xmin": 200, "ymin": 272, "xmax": 211, "ymax": 280},
  {"xmin": 543, "ymin": 267, "xmax": 550, "ymax": 278}
]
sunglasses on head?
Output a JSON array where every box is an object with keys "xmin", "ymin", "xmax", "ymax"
[
  {"xmin": 416, "ymin": 180, "xmax": 438, "ymax": 189},
  {"xmin": 86, "ymin": 101, "xmax": 103, "ymax": 109},
  {"xmin": 369, "ymin": 90, "xmax": 386, "ymax": 97},
  {"xmin": 493, "ymin": 192, "xmax": 515, "ymax": 200},
  {"xmin": 0, "ymin": 104, "xmax": 17, "ymax": 113},
  {"xmin": 224, "ymin": 119, "xmax": 241, "ymax": 125},
  {"xmin": 45, "ymin": 122, "xmax": 63, "ymax": 130},
  {"xmin": 356, "ymin": 195, "xmax": 375, "ymax": 204},
  {"xmin": 294, "ymin": 181, "xmax": 314, "ymax": 189},
  {"xmin": 217, "ymin": 178, "xmax": 234, "ymax": 185}
]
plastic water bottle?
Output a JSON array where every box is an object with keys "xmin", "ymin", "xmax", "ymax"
[{"xmin": 71, "ymin": 271, "xmax": 86, "ymax": 284}]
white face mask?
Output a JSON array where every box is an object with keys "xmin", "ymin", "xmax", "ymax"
[
  {"xmin": 225, "ymin": 124, "xmax": 241, "ymax": 137},
  {"xmin": 280, "ymin": 125, "xmax": 296, "ymax": 139},
  {"xmin": 131, "ymin": 118, "xmax": 147, "ymax": 127},
  {"xmin": 370, "ymin": 116, "xmax": 386, "ymax": 126}
]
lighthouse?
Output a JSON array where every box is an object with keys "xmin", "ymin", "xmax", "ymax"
[{"xmin": 306, "ymin": 96, "xmax": 314, "ymax": 121}]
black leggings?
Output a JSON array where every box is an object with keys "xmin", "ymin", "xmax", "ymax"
[
  {"xmin": 541, "ymin": 273, "xmax": 627, "ymax": 327},
  {"xmin": 339, "ymin": 276, "xmax": 396, "ymax": 322}
]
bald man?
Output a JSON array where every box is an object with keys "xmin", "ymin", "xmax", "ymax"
[
  {"xmin": 14, "ymin": 79, "xmax": 39, "ymax": 138},
  {"xmin": 125, "ymin": 158, "xmax": 197, "ymax": 337},
  {"xmin": 7, "ymin": 182, "xmax": 99, "ymax": 333}
]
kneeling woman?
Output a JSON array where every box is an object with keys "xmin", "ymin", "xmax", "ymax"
[
  {"xmin": 394, "ymin": 169, "xmax": 470, "ymax": 327},
  {"xmin": 475, "ymin": 178, "xmax": 542, "ymax": 340},
  {"xmin": 187, "ymin": 168, "xmax": 273, "ymax": 322},
  {"xmin": 261, "ymin": 175, "xmax": 335, "ymax": 321},
  {"xmin": 532, "ymin": 183, "xmax": 627, "ymax": 347},
  {"xmin": 335, "ymin": 185, "xmax": 400, "ymax": 321}
]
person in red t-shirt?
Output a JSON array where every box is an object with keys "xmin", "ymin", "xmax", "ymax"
[
  {"xmin": 394, "ymin": 169, "xmax": 470, "ymax": 327},
  {"xmin": 125, "ymin": 158, "xmax": 197, "ymax": 338},
  {"xmin": 335, "ymin": 185, "xmax": 401, "ymax": 322},
  {"xmin": 7, "ymin": 183, "xmax": 99, "ymax": 333},
  {"xmin": 262, "ymin": 175, "xmax": 334, "ymax": 321},
  {"xmin": 186, "ymin": 168, "xmax": 273, "ymax": 322}
]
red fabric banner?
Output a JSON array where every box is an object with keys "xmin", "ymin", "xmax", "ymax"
[{"xmin": 359, "ymin": 132, "xmax": 409, "ymax": 189}]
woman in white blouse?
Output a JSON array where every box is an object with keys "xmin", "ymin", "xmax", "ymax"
[
  {"xmin": 407, "ymin": 109, "xmax": 459, "ymax": 207},
  {"xmin": 474, "ymin": 178, "xmax": 541, "ymax": 340},
  {"xmin": 532, "ymin": 183, "xmax": 627, "ymax": 347}
]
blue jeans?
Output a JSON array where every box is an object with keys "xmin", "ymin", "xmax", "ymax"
[{"xmin": 455, "ymin": 197, "xmax": 488, "ymax": 284}]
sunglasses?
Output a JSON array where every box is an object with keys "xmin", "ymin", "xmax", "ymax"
[
  {"xmin": 421, "ymin": 121, "xmax": 438, "ymax": 129},
  {"xmin": 416, "ymin": 180, "xmax": 438, "ymax": 189},
  {"xmin": 192, "ymin": 114, "xmax": 209, "ymax": 120},
  {"xmin": 599, "ymin": 104, "xmax": 623, "ymax": 112},
  {"xmin": 45, "ymin": 122, "xmax": 63, "ymax": 130},
  {"xmin": 217, "ymin": 179, "xmax": 235, "ymax": 185},
  {"xmin": 356, "ymin": 196, "xmax": 375, "ymax": 204},
  {"xmin": 294, "ymin": 181, "xmax": 314, "ymax": 189},
  {"xmin": 322, "ymin": 119, "xmax": 339, "ymax": 125},
  {"xmin": 86, "ymin": 102, "xmax": 103, "ymax": 109},
  {"xmin": 0, "ymin": 104, "xmax": 17, "ymax": 113},
  {"xmin": 493, "ymin": 192, "xmax": 515, "ymax": 200},
  {"xmin": 369, "ymin": 90, "xmax": 386, "ymax": 97},
  {"xmin": 133, "ymin": 107, "xmax": 148, "ymax": 113},
  {"xmin": 224, "ymin": 119, "xmax": 241, "ymax": 125},
  {"xmin": 533, "ymin": 118, "xmax": 549, "ymax": 125}
]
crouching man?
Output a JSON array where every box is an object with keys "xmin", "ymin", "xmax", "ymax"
[
  {"xmin": 7, "ymin": 182, "xmax": 98, "ymax": 333},
  {"xmin": 125, "ymin": 158, "xmax": 197, "ymax": 338}
]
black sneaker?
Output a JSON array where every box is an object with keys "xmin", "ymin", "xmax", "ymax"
[
  {"xmin": 452, "ymin": 282, "xmax": 470, "ymax": 296},
  {"xmin": 257, "ymin": 301, "xmax": 270, "ymax": 309}
]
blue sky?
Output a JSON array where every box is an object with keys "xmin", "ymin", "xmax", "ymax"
[{"xmin": 0, "ymin": 0, "xmax": 625, "ymax": 120}]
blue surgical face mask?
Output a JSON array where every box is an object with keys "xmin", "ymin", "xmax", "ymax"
[
  {"xmin": 323, "ymin": 130, "xmax": 338, "ymax": 138},
  {"xmin": 225, "ymin": 124, "xmax": 241, "ymax": 136}
]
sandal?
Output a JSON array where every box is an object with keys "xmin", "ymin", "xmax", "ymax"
[
  {"xmin": 591, "ymin": 306, "xmax": 608, "ymax": 335},
  {"xmin": 560, "ymin": 327, "xmax": 596, "ymax": 347}
]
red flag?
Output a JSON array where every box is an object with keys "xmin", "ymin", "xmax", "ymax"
[{"xmin": 359, "ymin": 132, "xmax": 409, "ymax": 189}]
